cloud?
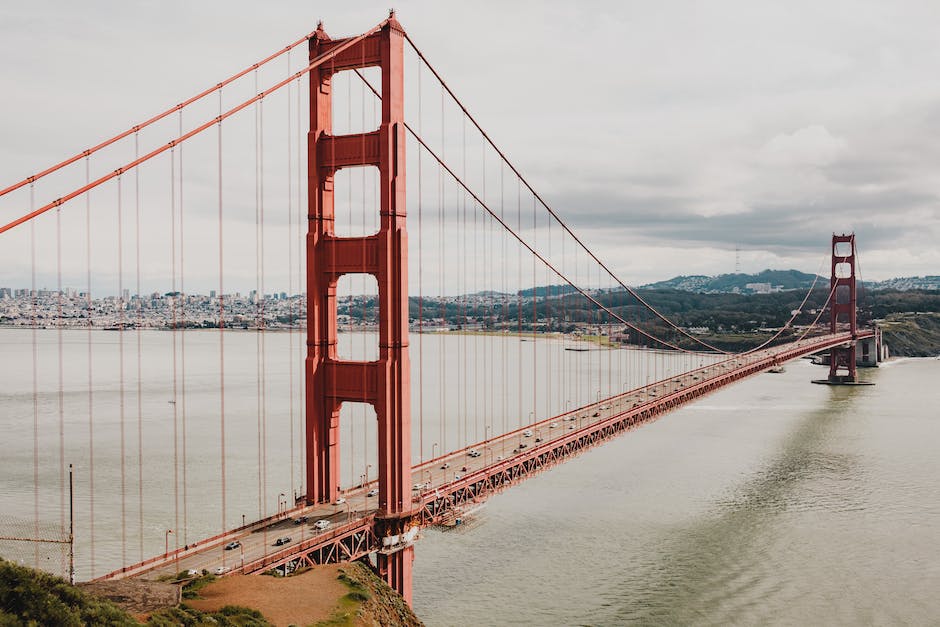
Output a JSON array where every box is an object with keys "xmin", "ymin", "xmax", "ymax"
[{"xmin": 759, "ymin": 125, "xmax": 848, "ymax": 167}]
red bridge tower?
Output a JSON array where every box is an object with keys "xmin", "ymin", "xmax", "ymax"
[
  {"xmin": 827, "ymin": 233, "xmax": 858, "ymax": 383},
  {"xmin": 306, "ymin": 15, "xmax": 414, "ymax": 601}
]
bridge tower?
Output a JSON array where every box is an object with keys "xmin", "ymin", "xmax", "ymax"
[
  {"xmin": 827, "ymin": 233, "xmax": 858, "ymax": 383},
  {"xmin": 306, "ymin": 15, "xmax": 414, "ymax": 601}
]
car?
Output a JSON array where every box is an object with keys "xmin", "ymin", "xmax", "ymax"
[
  {"xmin": 440, "ymin": 462, "xmax": 450, "ymax": 470},
  {"xmin": 522, "ymin": 429, "xmax": 533, "ymax": 437},
  {"xmin": 367, "ymin": 488, "xmax": 378, "ymax": 497},
  {"xmin": 214, "ymin": 566, "xmax": 230, "ymax": 575},
  {"xmin": 549, "ymin": 422, "xmax": 558, "ymax": 428},
  {"xmin": 535, "ymin": 437, "xmax": 543, "ymax": 443},
  {"xmin": 186, "ymin": 569, "xmax": 199, "ymax": 577},
  {"xmin": 518, "ymin": 442, "xmax": 528, "ymax": 449},
  {"xmin": 461, "ymin": 466, "xmax": 468, "ymax": 472},
  {"xmin": 467, "ymin": 449, "xmax": 481, "ymax": 458},
  {"xmin": 333, "ymin": 497, "xmax": 346, "ymax": 505},
  {"xmin": 454, "ymin": 473, "xmax": 462, "ymax": 480},
  {"xmin": 224, "ymin": 541, "xmax": 240, "ymax": 550},
  {"xmin": 274, "ymin": 536, "xmax": 292, "ymax": 546},
  {"xmin": 413, "ymin": 482, "xmax": 425, "ymax": 490},
  {"xmin": 496, "ymin": 455, "xmax": 503, "ymax": 461},
  {"xmin": 314, "ymin": 519, "xmax": 331, "ymax": 530}
]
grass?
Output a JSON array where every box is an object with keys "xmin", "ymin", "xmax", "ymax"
[{"xmin": 312, "ymin": 569, "xmax": 372, "ymax": 627}]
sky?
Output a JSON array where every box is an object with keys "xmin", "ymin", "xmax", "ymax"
[{"xmin": 1, "ymin": 0, "xmax": 939, "ymax": 294}]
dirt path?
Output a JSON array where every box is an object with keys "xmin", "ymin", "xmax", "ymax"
[{"xmin": 186, "ymin": 565, "xmax": 347, "ymax": 626}]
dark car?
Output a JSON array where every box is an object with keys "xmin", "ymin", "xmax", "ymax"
[
  {"xmin": 274, "ymin": 536, "xmax": 291, "ymax": 546},
  {"xmin": 224, "ymin": 541, "xmax": 240, "ymax": 550}
]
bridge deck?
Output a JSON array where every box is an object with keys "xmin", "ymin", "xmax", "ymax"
[{"xmin": 98, "ymin": 331, "xmax": 868, "ymax": 581}]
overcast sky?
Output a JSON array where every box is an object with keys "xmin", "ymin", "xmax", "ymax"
[{"xmin": 2, "ymin": 0, "xmax": 939, "ymax": 292}]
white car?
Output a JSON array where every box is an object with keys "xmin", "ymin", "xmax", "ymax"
[
  {"xmin": 314, "ymin": 519, "xmax": 331, "ymax": 530},
  {"xmin": 214, "ymin": 566, "xmax": 230, "ymax": 575},
  {"xmin": 412, "ymin": 482, "xmax": 426, "ymax": 490},
  {"xmin": 549, "ymin": 422, "xmax": 558, "ymax": 428},
  {"xmin": 333, "ymin": 497, "xmax": 346, "ymax": 505},
  {"xmin": 522, "ymin": 429, "xmax": 533, "ymax": 437},
  {"xmin": 367, "ymin": 488, "xmax": 378, "ymax": 497}
]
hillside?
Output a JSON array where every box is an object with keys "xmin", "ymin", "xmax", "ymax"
[
  {"xmin": 0, "ymin": 557, "xmax": 423, "ymax": 626},
  {"xmin": 640, "ymin": 269, "xmax": 821, "ymax": 293},
  {"xmin": 879, "ymin": 312, "xmax": 940, "ymax": 357}
]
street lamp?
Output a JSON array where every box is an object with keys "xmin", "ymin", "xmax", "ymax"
[
  {"xmin": 278, "ymin": 493, "xmax": 286, "ymax": 515},
  {"xmin": 432, "ymin": 442, "xmax": 439, "ymax": 460},
  {"xmin": 165, "ymin": 529, "xmax": 173, "ymax": 556}
]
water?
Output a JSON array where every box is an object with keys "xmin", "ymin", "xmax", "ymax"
[
  {"xmin": 0, "ymin": 328, "xmax": 715, "ymax": 581},
  {"xmin": 2, "ymin": 328, "xmax": 938, "ymax": 624},
  {"xmin": 412, "ymin": 357, "xmax": 940, "ymax": 625}
]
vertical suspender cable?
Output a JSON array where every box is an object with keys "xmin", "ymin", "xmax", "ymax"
[
  {"xmin": 417, "ymin": 60, "xmax": 424, "ymax": 463},
  {"xmin": 30, "ymin": 186, "xmax": 39, "ymax": 568},
  {"xmin": 260, "ymin": 94, "xmax": 268, "ymax": 518},
  {"xmin": 296, "ymin": 71, "xmax": 304, "ymax": 498},
  {"xmin": 254, "ymin": 69, "xmax": 263, "ymax": 518},
  {"xmin": 134, "ymin": 132, "xmax": 144, "ymax": 562},
  {"xmin": 57, "ymin": 197, "xmax": 65, "ymax": 538},
  {"xmin": 85, "ymin": 156, "xmax": 95, "ymax": 577},
  {"xmin": 117, "ymin": 175, "xmax": 127, "ymax": 568},
  {"xmin": 287, "ymin": 50, "xmax": 295, "ymax": 502},
  {"xmin": 218, "ymin": 89, "xmax": 228, "ymax": 554},
  {"xmin": 179, "ymin": 110, "xmax": 189, "ymax": 546},
  {"xmin": 439, "ymin": 85, "xmax": 446, "ymax": 455},
  {"xmin": 169, "ymin": 146, "xmax": 180, "ymax": 556}
]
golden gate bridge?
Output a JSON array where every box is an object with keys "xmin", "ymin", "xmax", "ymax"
[{"xmin": 0, "ymin": 12, "xmax": 876, "ymax": 604}]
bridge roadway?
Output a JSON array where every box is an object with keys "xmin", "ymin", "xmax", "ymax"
[{"xmin": 99, "ymin": 330, "xmax": 868, "ymax": 582}]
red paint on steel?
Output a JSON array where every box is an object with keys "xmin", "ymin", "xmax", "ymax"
[
  {"xmin": 0, "ymin": 23, "xmax": 386, "ymax": 236},
  {"xmin": 0, "ymin": 32, "xmax": 318, "ymax": 199},
  {"xmin": 828, "ymin": 234, "xmax": 858, "ymax": 382},
  {"xmin": 306, "ymin": 13, "xmax": 413, "ymax": 603}
]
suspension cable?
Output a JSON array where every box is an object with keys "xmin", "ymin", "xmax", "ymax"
[
  {"xmin": 352, "ymin": 69, "xmax": 709, "ymax": 354},
  {"xmin": 1, "ymin": 19, "xmax": 389, "ymax": 236},
  {"xmin": 400, "ymin": 33, "xmax": 729, "ymax": 354},
  {"xmin": 0, "ymin": 30, "xmax": 320, "ymax": 199}
]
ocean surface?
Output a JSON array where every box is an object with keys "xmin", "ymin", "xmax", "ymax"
[
  {"xmin": 1, "ymin": 328, "xmax": 938, "ymax": 624},
  {"xmin": 413, "ymin": 356, "xmax": 940, "ymax": 625}
]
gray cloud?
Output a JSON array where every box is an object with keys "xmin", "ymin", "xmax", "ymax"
[{"xmin": 1, "ymin": 0, "xmax": 939, "ymax": 291}]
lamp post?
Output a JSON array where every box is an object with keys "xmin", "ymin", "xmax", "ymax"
[
  {"xmin": 432, "ymin": 442, "xmax": 439, "ymax": 460},
  {"xmin": 278, "ymin": 492, "xmax": 286, "ymax": 515},
  {"xmin": 164, "ymin": 529, "xmax": 173, "ymax": 557}
]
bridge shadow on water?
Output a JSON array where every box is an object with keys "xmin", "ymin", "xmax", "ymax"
[{"xmin": 607, "ymin": 384, "xmax": 869, "ymax": 626}]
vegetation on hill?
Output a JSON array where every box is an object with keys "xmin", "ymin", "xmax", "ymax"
[
  {"xmin": 641, "ymin": 269, "xmax": 821, "ymax": 293},
  {"xmin": 878, "ymin": 312, "xmax": 940, "ymax": 357},
  {"xmin": 0, "ymin": 557, "xmax": 270, "ymax": 626}
]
